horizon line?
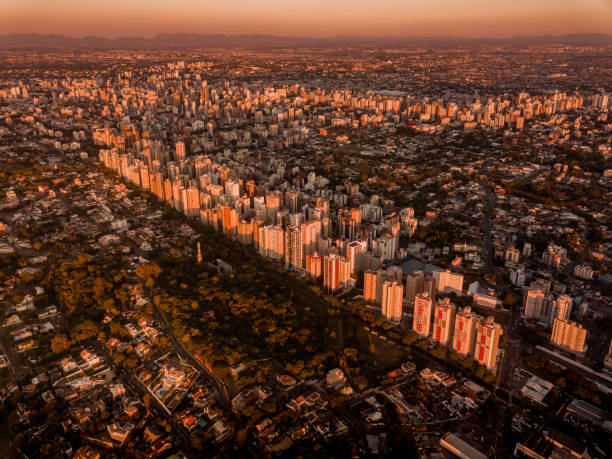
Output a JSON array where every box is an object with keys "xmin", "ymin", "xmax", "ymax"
[{"xmin": 3, "ymin": 32, "xmax": 612, "ymax": 41}]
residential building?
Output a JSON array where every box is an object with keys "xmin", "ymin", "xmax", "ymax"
[
  {"xmin": 285, "ymin": 225, "xmax": 303, "ymax": 269},
  {"xmin": 452, "ymin": 306, "xmax": 478, "ymax": 357},
  {"xmin": 432, "ymin": 298, "xmax": 456, "ymax": 345},
  {"xmin": 551, "ymin": 319, "xmax": 587, "ymax": 353},
  {"xmin": 413, "ymin": 292, "xmax": 433, "ymax": 337},
  {"xmin": 474, "ymin": 316, "xmax": 503, "ymax": 369},
  {"xmin": 323, "ymin": 254, "xmax": 340, "ymax": 293},
  {"xmin": 381, "ymin": 280, "xmax": 404, "ymax": 322},
  {"xmin": 434, "ymin": 270, "xmax": 463, "ymax": 296}
]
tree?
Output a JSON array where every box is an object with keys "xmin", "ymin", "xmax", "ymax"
[
  {"xmin": 502, "ymin": 293, "xmax": 514, "ymax": 307},
  {"xmin": 474, "ymin": 365, "xmax": 486, "ymax": 380},
  {"xmin": 72, "ymin": 320, "xmax": 99, "ymax": 342},
  {"xmin": 136, "ymin": 262, "xmax": 162, "ymax": 288},
  {"xmin": 236, "ymin": 429, "xmax": 248, "ymax": 443},
  {"xmin": 51, "ymin": 334, "xmax": 70, "ymax": 354},
  {"xmin": 402, "ymin": 332, "xmax": 418, "ymax": 346}
]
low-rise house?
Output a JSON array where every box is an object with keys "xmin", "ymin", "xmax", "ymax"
[
  {"xmin": 107, "ymin": 422, "xmax": 134, "ymax": 445},
  {"xmin": 59, "ymin": 357, "xmax": 78, "ymax": 374}
]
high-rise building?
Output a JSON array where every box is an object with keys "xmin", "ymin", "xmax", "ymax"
[
  {"xmin": 423, "ymin": 275, "xmax": 437, "ymax": 300},
  {"xmin": 551, "ymin": 319, "xmax": 586, "ymax": 353},
  {"xmin": 541, "ymin": 244, "xmax": 567, "ymax": 269},
  {"xmin": 505, "ymin": 247, "xmax": 520, "ymax": 263},
  {"xmin": 523, "ymin": 287, "xmax": 546, "ymax": 319},
  {"xmin": 150, "ymin": 171, "xmax": 164, "ymax": 199},
  {"xmin": 452, "ymin": 306, "xmax": 477, "ymax": 356},
  {"xmin": 237, "ymin": 219, "xmax": 253, "ymax": 245},
  {"xmin": 285, "ymin": 225, "xmax": 303, "ymax": 270},
  {"xmin": 186, "ymin": 186, "xmax": 200, "ymax": 218},
  {"xmin": 220, "ymin": 205, "xmax": 237, "ymax": 236},
  {"xmin": 381, "ymin": 281, "xmax": 404, "ymax": 322},
  {"xmin": 265, "ymin": 191, "xmax": 281, "ymax": 225},
  {"xmin": 433, "ymin": 270, "xmax": 463, "ymax": 296},
  {"xmin": 301, "ymin": 219, "xmax": 321, "ymax": 260},
  {"xmin": 364, "ymin": 268, "xmax": 403, "ymax": 305},
  {"xmin": 139, "ymin": 164, "xmax": 150, "ymax": 191},
  {"xmin": 321, "ymin": 217, "xmax": 331, "ymax": 238},
  {"xmin": 432, "ymin": 299, "xmax": 456, "ymax": 345},
  {"xmin": 324, "ymin": 254, "xmax": 340, "ymax": 293},
  {"xmin": 306, "ymin": 252, "xmax": 322, "ymax": 278},
  {"xmin": 268, "ymin": 225, "xmax": 285, "ymax": 260},
  {"xmin": 509, "ymin": 266, "xmax": 526, "ymax": 287},
  {"xmin": 553, "ymin": 295, "xmax": 572, "ymax": 322},
  {"xmin": 175, "ymin": 141, "xmax": 186, "ymax": 160},
  {"xmin": 574, "ymin": 264, "xmax": 594, "ymax": 281},
  {"xmin": 284, "ymin": 191, "xmax": 298, "ymax": 214},
  {"xmin": 405, "ymin": 270, "xmax": 425, "ymax": 303},
  {"xmin": 288, "ymin": 212, "xmax": 303, "ymax": 228},
  {"xmin": 258, "ymin": 225, "xmax": 284, "ymax": 260},
  {"xmin": 364, "ymin": 270, "xmax": 377, "ymax": 303},
  {"xmin": 162, "ymin": 178, "xmax": 173, "ymax": 204},
  {"xmin": 346, "ymin": 240, "xmax": 366, "ymax": 275},
  {"xmin": 224, "ymin": 180, "xmax": 240, "ymax": 202},
  {"xmin": 474, "ymin": 316, "xmax": 503, "ymax": 369},
  {"xmin": 338, "ymin": 256, "xmax": 351, "ymax": 289},
  {"xmin": 413, "ymin": 292, "xmax": 433, "ymax": 337}
]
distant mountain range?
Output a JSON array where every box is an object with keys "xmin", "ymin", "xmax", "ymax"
[{"xmin": 1, "ymin": 33, "xmax": 611, "ymax": 50}]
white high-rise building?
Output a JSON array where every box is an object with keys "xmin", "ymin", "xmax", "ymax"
[
  {"xmin": 523, "ymin": 287, "xmax": 546, "ymax": 319},
  {"xmin": 434, "ymin": 270, "xmax": 463, "ymax": 296},
  {"xmin": 258, "ymin": 225, "xmax": 284, "ymax": 260},
  {"xmin": 324, "ymin": 254, "xmax": 340, "ymax": 293},
  {"xmin": 413, "ymin": 292, "xmax": 433, "ymax": 337},
  {"xmin": 301, "ymin": 219, "xmax": 321, "ymax": 260},
  {"xmin": 474, "ymin": 316, "xmax": 503, "ymax": 369},
  {"xmin": 574, "ymin": 264, "xmax": 594, "ymax": 280},
  {"xmin": 224, "ymin": 180, "xmax": 240, "ymax": 201},
  {"xmin": 432, "ymin": 299, "xmax": 456, "ymax": 345},
  {"xmin": 551, "ymin": 319, "xmax": 586, "ymax": 353},
  {"xmin": 285, "ymin": 225, "xmax": 303, "ymax": 270},
  {"xmin": 405, "ymin": 270, "xmax": 425, "ymax": 303},
  {"xmin": 381, "ymin": 281, "xmax": 404, "ymax": 322},
  {"xmin": 364, "ymin": 270, "xmax": 377, "ymax": 303},
  {"xmin": 175, "ymin": 141, "xmax": 186, "ymax": 160},
  {"xmin": 346, "ymin": 240, "xmax": 367, "ymax": 274},
  {"xmin": 338, "ymin": 256, "xmax": 351, "ymax": 289},
  {"xmin": 505, "ymin": 247, "xmax": 520, "ymax": 263},
  {"xmin": 553, "ymin": 295, "xmax": 572, "ymax": 322},
  {"xmin": 186, "ymin": 186, "xmax": 200, "ymax": 217},
  {"xmin": 541, "ymin": 244, "xmax": 567, "ymax": 269},
  {"xmin": 452, "ymin": 306, "xmax": 477, "ymax": 356},
  {"xmin": 265, "ymin": 192, "xmax": 281, "ymax": 225}
]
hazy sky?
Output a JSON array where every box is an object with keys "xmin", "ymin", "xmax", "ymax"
[{"xmin": 2, "ymin": 0, "xmax": 612, "ymax": 37}]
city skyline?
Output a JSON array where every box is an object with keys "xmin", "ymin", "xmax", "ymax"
[{"xmin": 3, "ymin": 0, "xmax": 612, "ymax": 38}]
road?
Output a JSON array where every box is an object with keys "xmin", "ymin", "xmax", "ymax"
[
  {"xmin": 0, "ymin": 302, "xmax": 30, "ymax": 380},
  {"xmin": 154, "ymin": 303, "xmax": 232, "ymax": 413},
  {"xmin": 477, "ymin": 182, "xmax": 523, "ymax": 391},
  {"xmin": 481, "ymin": 184, "xmax": 494, "ymax": 275},
  {"xmin": 118, "ymin": 228, "xmax": 233, "ymax": 416},
  {"xmin": 91, "ymin": 340, "xmax": 201, "ymax": 454}
]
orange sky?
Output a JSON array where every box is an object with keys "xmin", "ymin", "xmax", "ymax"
[{"xmin": 2, "ymin": 0, "xmax": 612, "ymax": 37}]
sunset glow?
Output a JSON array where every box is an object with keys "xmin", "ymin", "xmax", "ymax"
[{"xmin": 3, "ymin": 0, "xmax": 612, "ymax": 37}]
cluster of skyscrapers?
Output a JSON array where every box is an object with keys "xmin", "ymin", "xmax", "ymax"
[
  {"xmin": 98, "ymin": 138, "xmax": 417, "ymax": 300},
  {"xmin": 523, "ymin": 285, "xmax": 586, "ymax": 352},
  {"xmin": 412, "ymin": 294, "xmax": 503, "ymax": 369}
]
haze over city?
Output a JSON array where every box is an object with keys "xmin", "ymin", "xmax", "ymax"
[{"xmin": 2, "ymin": 0, "xmax": 612, "ymax": 37}]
